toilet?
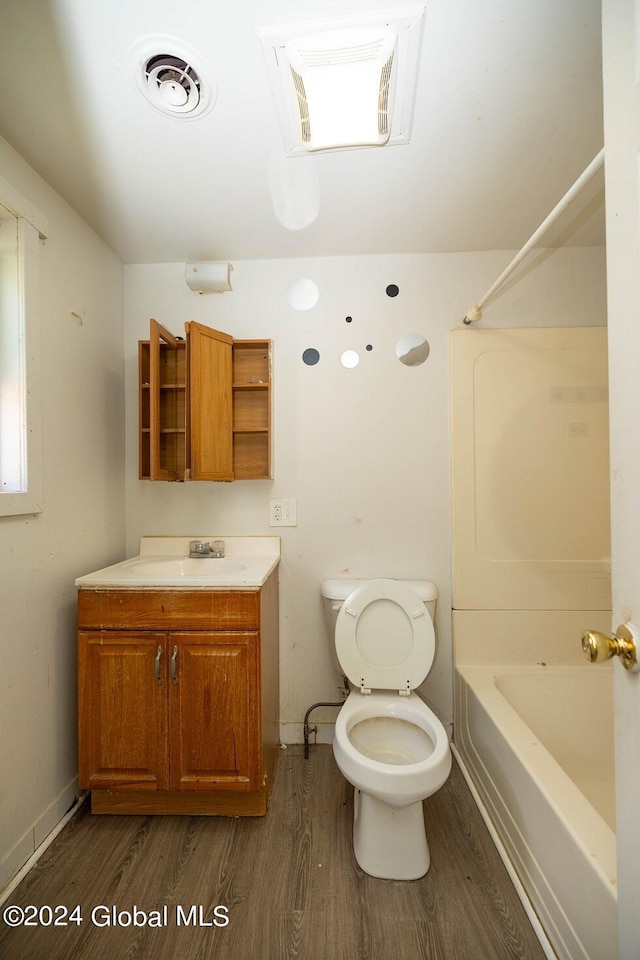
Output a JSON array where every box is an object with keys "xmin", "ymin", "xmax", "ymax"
[{"xmin": 320, "ymin": 577, "xmax": 452, "ymax": 881}]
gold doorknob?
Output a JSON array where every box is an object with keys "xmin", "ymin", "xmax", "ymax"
[{"xmin": 581, "ymin": 624, "xmax": 638, "ymax": 672}]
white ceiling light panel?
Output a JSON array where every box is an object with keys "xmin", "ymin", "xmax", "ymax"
[
  {"xmin": 285, "ymin": 26, "xmax": 397, "ymax": 151},
  {"xmin": 258, "ymin": 5, "xmax": 426, "ymax": 155}
]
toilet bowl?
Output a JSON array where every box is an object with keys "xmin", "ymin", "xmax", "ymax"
[{"xmin": 320, "ymin": 578, "xmax": 452, "ymax": 881}]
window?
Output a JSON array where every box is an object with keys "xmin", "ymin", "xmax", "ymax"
[{"xmin": 0, "ymin": 175, "xmax": 46, "ymax": 516}]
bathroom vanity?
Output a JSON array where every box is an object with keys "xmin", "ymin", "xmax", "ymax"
[{"xmin": 75, "ymin": 537, "xmax": 280, "ymax": 816}]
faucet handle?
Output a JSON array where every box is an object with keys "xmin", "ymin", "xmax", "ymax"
[
  {"xmin": 211, "ymin": 540, "xmax": 225, "ymax": 558},
  {"xmin": 189, "ymin": 540, "xmax": 211, "ymax": 556}
]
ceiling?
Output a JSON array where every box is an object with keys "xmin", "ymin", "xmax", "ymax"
[{"xmin": 0, "ymin": 0, "xmax": 604, "ymax": 265}]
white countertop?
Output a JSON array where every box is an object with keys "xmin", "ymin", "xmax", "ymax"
[{"xmin": 75, "ymin": 536, "xmax": 280, "ymax": 589}]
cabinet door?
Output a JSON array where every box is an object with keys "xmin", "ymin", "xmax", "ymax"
[
  {"xmin": 187, "ymin": 322, "xmax": 234, "ymax": 481},
  {"xmin": 150, "ymin": 319, "xmax": 186, "ymax": 480},
  {"xmin": 78, "ymin": 632, "xmax": 169, "ymax": 791},
  {"xmin": 168, "ymin": 632, "xmax": 261, "ymax": 791}
]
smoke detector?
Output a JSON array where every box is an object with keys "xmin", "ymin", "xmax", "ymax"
[
  {"xmin": 130, "ymin": 37, "xmax": 216, "ymax": 120},
  {"xmin": 258, "ymin": 5, "xmax": 425, "ymax": 155}
]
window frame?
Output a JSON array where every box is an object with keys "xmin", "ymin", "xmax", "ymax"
[{"xmin": 0, "ymin": 174, "xmax": 47, "ymax": 517}]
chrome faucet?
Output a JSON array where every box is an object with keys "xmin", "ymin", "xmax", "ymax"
[
  {"xmin": 189, "ymin": 540, "xmax": 211, "ymax": 557},
  {"xmin": 188, "ymin": 540, "xmax": 225, "ymax": 558}
]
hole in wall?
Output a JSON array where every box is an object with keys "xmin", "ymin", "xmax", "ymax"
[
  {"xmin": 288, "ymin": 278, "xmax": 319, "ymax": 311},
  {"xmin": 341, "ymin": 350, "xmax": 360, "ymax": 369},
  {"xmin": 396, "ymin": 334, "xmax": 430, "ymax": 366},
  {"xmin": 386, "ymin": 284, "xmax": 400, "ymax": 298},
  {"xmin": 302, "ymin": 348, "xmax": 320, "ymax": 365}
]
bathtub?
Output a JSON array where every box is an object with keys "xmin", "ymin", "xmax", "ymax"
[{"xmin": 454, "ymin": 664, "xmax": 616, "ymax": 960}]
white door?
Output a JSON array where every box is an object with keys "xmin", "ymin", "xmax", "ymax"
[{"xmin": 602, "ymin": 2, "xmax": 640, "ymax": 957}]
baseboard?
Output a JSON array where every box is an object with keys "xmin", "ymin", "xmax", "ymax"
[{"xmin": 0, "ymin": 777, "xmax": 81, "ymax": 899}]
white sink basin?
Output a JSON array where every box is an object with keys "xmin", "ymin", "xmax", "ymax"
[
  {"xmin": 122, "ymin": 557, "xmax": 246, "ymax": 577},
  {"xmin": 75, "ymin": 537, "xmax": 280, "ymax": 589}
]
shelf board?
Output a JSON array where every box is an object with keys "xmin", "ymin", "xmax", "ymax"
[{"xmin": 141, "ymin": 383, "xmax": 187, "ymax": 390}]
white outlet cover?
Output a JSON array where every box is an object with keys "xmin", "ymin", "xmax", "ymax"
[{"xmin": 269, "ymin": 498, "xmax": 297, "ymax": 526}]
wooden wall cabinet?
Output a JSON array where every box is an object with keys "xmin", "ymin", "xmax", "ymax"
[
  {"xmin": 77, "ymin": 574, "xmax": 279, "ymax": 815},
  {"xmin": 139, "ymin": 319, "xmax": 271, "ymax": 481}
]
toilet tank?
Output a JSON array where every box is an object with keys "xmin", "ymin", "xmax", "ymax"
[{"xmin": 320, "ymin": 578, "xmax": 439, "ymax": 637}]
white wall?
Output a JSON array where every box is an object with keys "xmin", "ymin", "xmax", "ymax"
[
  {"xmin": 0, "ymin": 137, "xmax": 125, "ymax": 890},
  {"xmin": 124, "ymin": 246, "xmax": 607, "ymax": 742}
]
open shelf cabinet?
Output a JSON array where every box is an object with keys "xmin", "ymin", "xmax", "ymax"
[{"xmin": 139, "ymin": 321, "xmax": 271, "ymax": 482}]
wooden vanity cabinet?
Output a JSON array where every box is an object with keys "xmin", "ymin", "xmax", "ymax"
[
  {"xmin": 77, "ymin": 574, "xmax": 279, "ymax": 815},
  {"xmin": 138, "ymin": 319, "xmax": 271, "ymax": 482}
]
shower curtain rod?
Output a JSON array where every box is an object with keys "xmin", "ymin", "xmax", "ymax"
[{"xmin": 462, "ymin": 147, "xmax": 605, "ymax": 325}]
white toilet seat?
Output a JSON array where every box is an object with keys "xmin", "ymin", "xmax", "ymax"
[{"xmin": 335, "ymin": 579, "xmax": 435, "ymax": 693}]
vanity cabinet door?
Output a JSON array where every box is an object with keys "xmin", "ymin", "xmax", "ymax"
[
  {"xmin": 78, "ymin": 631, "xmax": 169, "ymax": 791},
  {"xmin": 168, "ymin": 632, "xmax": 261, "ymax": 791}
]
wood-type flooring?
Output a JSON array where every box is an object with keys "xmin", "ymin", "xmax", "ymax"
[{"xmin": 0, "ymin": 746, "xmax": 548, "ymax": 960}]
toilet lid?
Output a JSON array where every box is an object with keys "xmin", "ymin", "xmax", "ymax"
[{"xmin": 335, "ymin": 579, "xmax": 435, "ymax": 693}]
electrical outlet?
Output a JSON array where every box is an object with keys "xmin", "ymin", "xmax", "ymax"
[{"xmin": 269, "ymin": 498, "xmax": 297, "ymax": 526}]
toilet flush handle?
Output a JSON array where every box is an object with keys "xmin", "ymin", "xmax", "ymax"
[{"xmin": 581, "ymin": 624, "xmax": 639, "ymax": 672}]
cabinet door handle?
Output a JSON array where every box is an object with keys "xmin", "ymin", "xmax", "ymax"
[
  {"xmin": 154, "ymin": 645, "xmax": 162, "ymax": 685},
  {"xmin": 170, "ymin": 645, "xmax": 178, "ymax": 684}
]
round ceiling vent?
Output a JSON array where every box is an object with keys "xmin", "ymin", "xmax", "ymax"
[{"xmin": 130, "ymin": 37, "xmax": 216, "ymax": 120}]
